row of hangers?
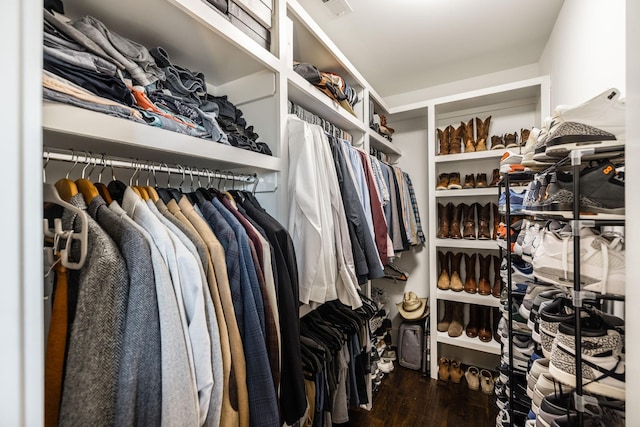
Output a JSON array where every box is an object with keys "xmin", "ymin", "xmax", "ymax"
[{"xmin": 43, "ymin": 149, "xmax": 261, "ymax": 270}]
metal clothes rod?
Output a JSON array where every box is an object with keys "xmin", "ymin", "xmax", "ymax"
[{"xmin": 43, "ymin": 148, "xmax": 259, "ymax": 185}]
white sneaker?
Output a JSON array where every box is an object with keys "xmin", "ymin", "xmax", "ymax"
[
  {"xmin": 554, "ymin": 88, "xmax": 625, "ymax": 139},
  {"xmin": 526, "ymin": 358, "xmax": 550, "ymax": 398},
  {"xmin": 378, "ymin": 359, "xmax": 394, "ymax": 373}
]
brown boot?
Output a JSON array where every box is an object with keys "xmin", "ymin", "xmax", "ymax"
[
  {"xmin": 464, "ymin": 253, "xmax": 477, "ymax": 294},
  {"xmin": 475, "ymin": 173, "xmax": 488, "ymax": 188},
  {"xmin": 437, "ymin": 300, "xmax": 453, "ymax": 332},
  {"xmin": 449, "ymin": 252, "xmax": 464, "ymax": 292},
  {"xmin": 450, "ymin": 360, "xmax": 464, "ymax": 383},
  {"xmin": 475, "ymin": 116, "xmax": 491, "ymax": 151},
  {"xmin": 492, "ymin": 255, "xmax": 502, "ymax": 298},
  {"xmin": 438, "ymin": 357, "xmax": 450, "ymax": 381},
  {"xmin": 478, "ymin": 306, "xmax": 493, "ymax": 342},
  {"xmin": 447, "ymin": 172, "xmax": 462, "ymax": 190},
  {"xmin": 437, "ymin": 203, "xmax": 450, "ymax": 238},
  {"xmin": 478, "ymin": 254, "xmax": 492, "ymax": 295},
  {"xmin": 450, "ymin": 124, "xmax": 463, "ymax": 154},
  {"xmin": 448, "ymin": 302, "xmax": 464, "ymax": 337},
  {"xmin": 437, "ymin": 251, "xmax": 450, "ymax": 290},
  {"xmin": 504, "ymin": 132, "xmax": 518, "ymax": 148},
  {"xmin": 520, "ymin": 128, "xmax": 531, "ymax": 146},
  {"xmin": 491, "ymin": 135, "xmax": 505, "ymax": 150},
  {"xmin": 437, "ymin": 126, "xmax": 451, "ymax": 155},
  {"xmin": 492, "ymin": 203, "xmax": 500, "ymax": 240},
  {"xmin": 477, "ymin": 203, "xmax": 491, "ymax": 240},
  {"xmin": 489, "ymin": 168, "xmax": 500, "ymax": 187},
  {"xmin": 493, "ymin": 307, "xmax": 501, "ymax": 343},
  {"xmin": 462, "ymin": 203, "xmax": 476, "ymax": 240},
  {"xmin": 466, "ymin": 304, "xmax": 479, "ymax": 338},
  {"xmin": 463, "ymin": 174, "xmax": 476, "ymax": 189},
  {"xmin": 462, "ymin": 119, "xmax": 475, "ymax": 153},
  {"xmin": 450, "ymin": 203, "xmax": 463, "ymax": 239},
  {"xmin": 436, "ymin": 173, "xmax": 450, "ymax": 190}
]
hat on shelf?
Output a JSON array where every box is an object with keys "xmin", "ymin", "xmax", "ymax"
[{"xmin": 396, "ymin": 291, "xmax": 429, "ymax": 321}]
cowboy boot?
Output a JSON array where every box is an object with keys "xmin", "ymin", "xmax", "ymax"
[
  {"xmin": 520, "ymin": 128, "xmax": 531, "ymax": 147},
  {"xmin": 450, "ymin": 203, "xmax": 463, "ymax": 239},
  {"xmin": 437, "ymin": 250, "xmax": 450, "ymax": 290},
  {"xmin": 448, "ymin": 302, "xmax": 465, "ymax": 337},
  {"xmin": 475, "ymin": 173, "xmax": 488, "ymax": 188},
  {"xmin": 463, "ymin": 174, "xmax": 475, "ymax": 189},
  {"xmin": 466, "ymin": 304, "xmax": 479, "ymax": 338},
  {"xmin": 478, "ymin": 306, "xmax": 493, "ymax": 342},
  {"xmin": 437, "ymin": 300, "xmax": 453, "ymax": 332},
  {"xmin": 477, "ymin": 254, "xmax": 492, "ymax": 295},
  {"xmin": 447, "ymin": 172, "xmax": 462, "ymax": 190},
  {"xmin": 492, "ymin": 255, "xmax": 502, "ymax": 298},
  {"xmin": 462, "ymin": 203, "xmax": 476, "ymax": 239},
  {"xmin": 491, "ymin": 135, "xmax": 505, "ymax": 150},
  {"xmin": 436, "ymin": 173, "xmax": 449, "ymax": 190},
  {"xmin": 464, "ymin": 253, "xmax": 477, "ymax": 294},
  {"xmin": 492, "ymin": 203, "xmax": 500, "ymax": 240},
  {"xmin": 504, "ymin": 132, "xmax": 518, "ymax": 148},
  {"xmin": 449, "ymin": 123, "xmax": 463, "ymax": 154},
  {"xmin": 437, "ymin": 203, "xmax": 450, "ymax": 238},
  {"xmin": 449, "ymin": 252, "xmax": 464, "ymax": 292},
  {"xmin": 437, "ymin": 126, "xmax": 450, "ymax": 155},
  {"xmin": 489, "ymin": 168, "xmax": 500, "ymax": 187},
  {"xmin": 477, "ymin": 203, "xmax": 491, "ymax": 240},
  {"xmin": 462, "ymin": 119, "xmax": 475, "ymax": 153},
  {"xmin": 475, "ymin": 116, "xmax": 491, "ymax": 151}
]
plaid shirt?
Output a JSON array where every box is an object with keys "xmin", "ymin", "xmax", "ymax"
[{"xmin": 405, "ymin": 173, "xmax": 426, "ymax": 244}]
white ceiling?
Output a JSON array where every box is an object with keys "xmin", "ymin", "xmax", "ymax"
[{"xmin": 296, "ymin": 0, "xmax": 565, "ymax": 98}]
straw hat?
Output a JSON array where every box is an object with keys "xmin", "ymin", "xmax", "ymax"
[{"xmin": 396, "ymin": 292, "xmax": 429, "ymax": 320}]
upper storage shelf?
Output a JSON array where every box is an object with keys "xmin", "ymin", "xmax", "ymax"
[{"xmin": 62, "ymin": 0, "xmax": 280, "ymax": 87}]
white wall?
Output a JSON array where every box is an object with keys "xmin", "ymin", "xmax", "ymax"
[
  {"xmin": 538, "ymin": 0, "xmax": 626, "ymax": 107},
  {"xmin": 371, "ymin": 117, "xmax": 430, "ymax": 342}
]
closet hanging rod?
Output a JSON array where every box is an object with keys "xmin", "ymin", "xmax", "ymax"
[{"xmin": 43, "ymin": 148, "xmax": 259, "ymax": 184}]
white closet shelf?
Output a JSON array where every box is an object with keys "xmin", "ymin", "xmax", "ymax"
[
  {"xmin": 434, "ymin": 149, "xmax": 508, "ymax": 163},
  {"xmin": 42, "ymin": 103, "xmax": 282, "ymax": 173},
  {"xmin": 435, "ymin": 188, "xmax": 500, "ymax": 198},
  {"xmin": 436, "ymin": 331, "xmax": 501, "ymax": 355},
  {"xmin": 63, "ymin": 0, "xmax": 280, "ymax": 86},
  {"xmin": 287, "ymin": 70, "xmax": 366, "ymax": 132},
  {"xmin": 435, "ymin": 239, "xmax": 499, "ymax": 250},
  {"xmin": 367, "ymin": 129, "xmax": 402, "ymax": 156},
  {"xmin": 436, "ymin": 290, "xmax": 501, "ymax": 308}
]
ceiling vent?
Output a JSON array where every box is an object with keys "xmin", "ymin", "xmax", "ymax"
[{"xmin": 323, "ymin": 0, "xmax": 353, "ymax": 16}]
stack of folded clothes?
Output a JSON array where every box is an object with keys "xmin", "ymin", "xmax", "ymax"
[
  {"xmin": 42, "ymin": 6, "xmax": 272, "ymax": 155},
  {"xmin": 293, "ymin": 62, "xmax": 359, "ymax": 116}
]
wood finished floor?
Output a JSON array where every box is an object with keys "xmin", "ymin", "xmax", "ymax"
[{"xmin": 340, "ymin": 366, "xmax": 499, "ymax": 427}]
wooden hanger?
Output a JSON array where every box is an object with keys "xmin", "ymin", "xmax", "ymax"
[{"xmin": 55, "ymin": 152, "xmax": 80, "ymax": 202}]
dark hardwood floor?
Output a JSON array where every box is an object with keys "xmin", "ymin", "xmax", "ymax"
[{"xmin": 340, "ymin": 365, "xmax": 499, "ymax": 427}]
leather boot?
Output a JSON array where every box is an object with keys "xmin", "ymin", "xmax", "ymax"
[
  {"xmin": 504, "ymin": 132, "xmax": 518, "ymax": 148},
  {"xmin": 447, "ymin": 172, "xmax": 462, "ymax": 190},
  {"xmin": 492, "ymin": 203, "xmax": 501, "ymax": 240},
  {"xmin": 437, "ymin": 251, "xmax": 450, "ymax": 290},
  {"xmin": 449, "ymin": 203, "xmax": 462, "ymax": 239},
  {"xmin": 447, "ymin": 302, "xmax": 464, "ymax": 337},
  {"xmin": 437, "ymin": 126, "xmax": 451, "ymax": 155},
  {"xmin": 492, "ymin": 255, "xmax": 502, "ymax": 298},
  {"xmin": 475, "ymin": 116, "xmax": 491, "ymax": 151},
  {"xmin": 449, "ymin": 252, "xmax": 463, "ymax": 292},
  {"xmin": 478, "ymin": 306, "xmax": 493, "ymax": 342},
  {"xmin": 478, "ymin": 254, "xmax": 492, "ymax": 295},
  {"xmin": 491, "ymin": 135, "xmax": 505, "ymax": 150},
  {"xmin": 449, "ymin": 124, "xmax": 463, "ymax": 154},
  {"xmin": 466, "ymin": 303, "xmax": 479, "ymax": 338},
  {"xmin": 463, "ymin": 174, "xmax": 475, "ymax": 189},
  {"xmin": 489, "ymin": 168, "xmax": 500, "ymax": 187},
  {"xmin": 450, "ymin": 360, "xmax": 463, "ymax": 383},
  {"xmin": 463, "ymin": 253, "xmax": 477, "ymax": 294},
  {"xmin": 436, "ymin": 173, "xmax": 449, "ymax": 190},
  {"xmin": 520, "ymin": 128, "xmax": 531, "ymax": 147},
  {"xmin": 493, "ymin": 307, "xmax": 501, "ymax": 343},
  {"xmin": 462, "ymin": 119, "xmax": 475, "ymax": 153},
  {"xmin": 462, "ymin": 203, "xmax": 476, "ymax": 239},
  {"xmin": 437, "ymin": 203, "xmax": 450, "ymax": 238},
  {"xmin": 438, "ymin": 357, "xmax": 450, "ymax": 381},
  {"xmin": 437, "ymin": 300, "xmax": 453, "ymax": 332},
  {"xmin": 477, "ymin": 203, "xmax": 491, "ymax": 240},
  {"xmin": 475, "ymin": 173, "xmax": 488, "ymax": 188}
]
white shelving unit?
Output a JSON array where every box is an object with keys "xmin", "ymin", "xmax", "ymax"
[{"xmin": 426, "ymin": 76, "xmax": 551, "ymax": 379}]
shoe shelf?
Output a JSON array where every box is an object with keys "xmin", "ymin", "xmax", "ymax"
[
  {"xmin": 435, "ymin": 239, "xmax": 500, "ymax": 250},
  {"xmin": 521, "ymin": 209, "xmax": 625, "ymax": 222},
  {"xmin": 436, "ymin": 331, "xmax": 501, "ymax": 355},
  {"xmin": 435, "ymin": 188, "xmax": 500, "ymax": 198},
  {"xmin": 434, "ymin": 149, "xmax": 508, "ymax": 164},
  {"xmin": 436, "ymin": 289, "xmax": 501, "ymax": 307},
  {"xmin": 367, "ymin": 128, "xmax": 402, "ymax": 156}
]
